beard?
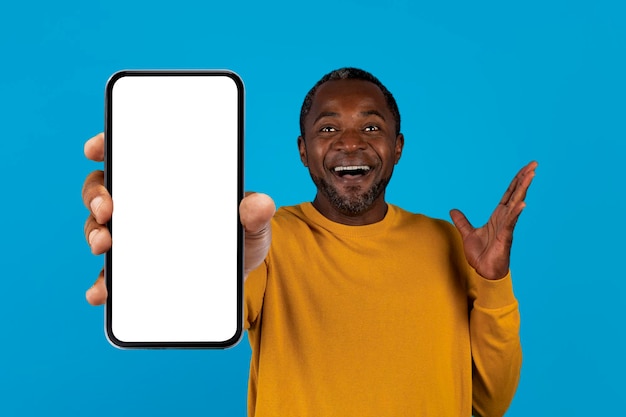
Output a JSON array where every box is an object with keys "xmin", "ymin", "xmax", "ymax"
[{"xmin": 309, "ymin": 173, "xmax": 392, "ymax": 216}]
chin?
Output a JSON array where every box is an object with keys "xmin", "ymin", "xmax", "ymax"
[{"xmin": 312, "ymin": 174, "xmax": 390, "ymax": 216}]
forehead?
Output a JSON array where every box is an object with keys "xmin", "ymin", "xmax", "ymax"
[{"xmin": 308, "ymin": 79, "xmax": 389, "ymax": 118}]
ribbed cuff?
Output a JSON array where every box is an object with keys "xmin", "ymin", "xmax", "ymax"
[{"xmin": 474, "ymin": 270, "xmax": 517, "ymax": 309}]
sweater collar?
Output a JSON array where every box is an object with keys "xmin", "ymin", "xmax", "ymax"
[{"xmin": 299, "ymin": 202, "xmax": 398, "ymax": 237}]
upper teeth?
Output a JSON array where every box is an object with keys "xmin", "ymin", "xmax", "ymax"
[{"xmin": 334, "ymin": 165, "xmax": 371, "ymax": 172}]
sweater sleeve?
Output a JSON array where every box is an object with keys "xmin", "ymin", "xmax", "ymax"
[
  {"xmin": 244, "ymin": 259, "xmax": 268, "ymax": 330},
  {"xmin": 469, "ymin": 271, "xmax": 523, "ymax": 417}
]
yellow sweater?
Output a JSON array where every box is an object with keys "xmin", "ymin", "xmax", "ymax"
[{"xmin": 244, "ymin": 203, "xmax": 521, "ymax": 417}]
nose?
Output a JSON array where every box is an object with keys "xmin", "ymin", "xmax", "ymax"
[{"xmin": 333, "ymin": 128, "xmax": 367, "ymax": 152}]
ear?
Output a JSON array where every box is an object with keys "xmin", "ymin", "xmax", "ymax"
[
  {"xmin": 394, "ymin": 133, "xmax": 404, "ymax": 164},
  {"xmin": 297, "ymin": 136, "xmax": 308, "ymax": 167}
]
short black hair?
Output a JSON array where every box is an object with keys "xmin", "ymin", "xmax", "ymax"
[{"xmin": 299, "ymin": 67, "xmax": 401, "ymax": 138}]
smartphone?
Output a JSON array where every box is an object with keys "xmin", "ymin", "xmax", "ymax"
[{"xmin": 104, "ymin": 70, "xmax": 244, "ymax": 348}]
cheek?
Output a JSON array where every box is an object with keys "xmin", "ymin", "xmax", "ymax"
[
  {"xmin": 374, "ymin": 144, "xmax": 394, "ymax": 161},
  {"xmin": 312, "ymin": 154, "xmax": 328, "ymax": 172},
  {"xmin": 307, "ymin": 146, "xmax": 329, "ymax": 168}
]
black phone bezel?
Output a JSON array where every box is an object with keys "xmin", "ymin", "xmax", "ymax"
[{"xmin": 103, "ymin": 70, "xmax": 245, "ymax": 349}]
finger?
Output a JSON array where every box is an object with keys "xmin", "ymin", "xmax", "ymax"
[
  {"xmin": 499, "ymin": 164, "xmax": 528, "ymax": 205},
  {"xmin": 84, "ymin": 215, "xmax": 112, "ymax": 255},
  {"xmin": 82, "ymin": 170, "xmax": 113, "ymax": 225},
  {"xmin": 499, "ymin": 161, "xmax": 538, "ymax": 206},
  {"xmin": 86, "ymin": 268, "xmax": 107, "ymax": 305},
  {"xmin": 84, "ymin": 133, "xmax": 105, "ymax": 162},
  {"xmin": 449, "ymin": 209, "xmax": 474, "ymax": 239},
  {"xmin": 500, "ymin": 200, "xmax": 527, "ymax": 236},
  {"xmin": 240, "ymin": 193, "xmax": 276, "ymax": 278},
  {"xmin": 508, "ymin": 161, "xmax": 538, "ymax": 207}
]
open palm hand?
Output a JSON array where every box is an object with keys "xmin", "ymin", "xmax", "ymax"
[{"xmin": 450, "ymin": 161, "xmax": 537, "ymax": 280}]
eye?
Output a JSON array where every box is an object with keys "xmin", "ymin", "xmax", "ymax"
[
  {"xmin": 320, "ymin": 126, "xmax": 337, "ymax": 133},
  {"xmin": 364, "ymin": 125, "xmax": 380, "ymax": 132}
]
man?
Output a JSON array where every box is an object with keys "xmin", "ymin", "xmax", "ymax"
[{"xmin": 82, "ymin": 67, "xmax": 536, "ymax": 417}]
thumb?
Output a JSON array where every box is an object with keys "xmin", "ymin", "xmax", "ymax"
[
  {"xmin": 239, "ymin": 193, "xmax": 276, "ymax": 278},
  {"xmin": 449, "ymin": 209, "xmax": 474, "ymax": 238}
]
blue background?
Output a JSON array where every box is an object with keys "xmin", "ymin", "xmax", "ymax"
[{"xmin": 1, "ymin": 0, "xmax": 624, "ymax": 415}]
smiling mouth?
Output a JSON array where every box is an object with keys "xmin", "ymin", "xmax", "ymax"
[{"xmin": 332, "ymin": 165, "xmax": 372, "ymax": 178}]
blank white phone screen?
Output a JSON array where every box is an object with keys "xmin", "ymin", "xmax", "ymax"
[{"xmin": 105, "ymin": 72, "xmax": 242, "ymax": 348}]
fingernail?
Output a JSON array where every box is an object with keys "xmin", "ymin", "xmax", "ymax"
[
  {"xmin": 88, "ymin": 229, "xmax": 99, "ymax": 246},
  {"xmin": 90, "ymin": 196, "xmax": 103, "ymax": 216}
]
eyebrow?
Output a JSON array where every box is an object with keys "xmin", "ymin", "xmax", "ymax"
[
  {"xmin": 313, "ymin": 110, "xmax": 386, "ymax": 124},
  {"xmin": 313, "ymin": 111, "xmax": 339, "ymax": 124},
  {"xmin": 360, "ymin": 110, "xmax": 386, "ymax": 121}
]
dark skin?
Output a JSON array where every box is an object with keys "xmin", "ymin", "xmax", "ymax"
[
  {"xmin": 298, "ymin": 80, "xmax": 404, "ymax": 226},
  {"xmin": 82, "ymin": 78, "xmax": 536, "ymax": 303},
  {"xmin": 449, "ymin": 161, "xmax": 536, "ymax": 280}
]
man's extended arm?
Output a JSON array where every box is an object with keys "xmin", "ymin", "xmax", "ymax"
[{"xmin": 449, "ymin": 161, "xmax": 536, "ymax": 416}]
